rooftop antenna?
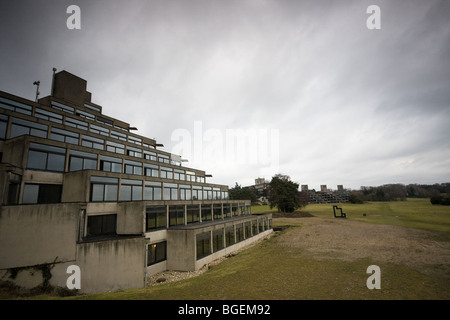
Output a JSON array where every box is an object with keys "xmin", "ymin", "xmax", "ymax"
[
  {"xmin": 51, "ymin": 67, "xmax": 57, "ymax": 96},
  {"xmin": 33, "ymin": 81, "xmax": 40, "ymax": 102}
]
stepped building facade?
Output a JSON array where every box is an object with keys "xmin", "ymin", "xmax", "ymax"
[{"xmin": 0, "ymin": 71, "xmax": 273, "ymax": 293}]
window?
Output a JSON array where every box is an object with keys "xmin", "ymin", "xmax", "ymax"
[
  {"xmin": 222, "ymin": 191, "xmax": 229, "ymax": 200},
  {"xmin": 65, "ymin": 117, "xmax": 88, "ymax": 131},
  {"xmin": 51, "ymin": 101, "xmax": 74, "ymax": 114},
  {"xmin": 225, "ymin": 226, "xmax": 235, "ymax": 246},
  {"xmin": 169, "ymin": 205, "xmax": 184, "ymax": 227},
  {"xmin": 50, "ymin": 127, "xmax": 79, "ymax": 144},
  {"xmin": 90, "ymin": 176, "xmax": 118, "ymax": 202},
  {"xmin": 201, "ymin": 204, "xmax": 212, "ymax": 222},
  {"xmin": 0, "ymin": 114, "xmax": 8, "ymax": 139},
  {"xmin": 164, "ymin": 183, "xmax": 178, "ymax": 201},
  {"xmin": 252, "ymin": 220, "xmax": 259, "ymax": 236},
  {"xmin": 127, "ymin": 146, "xmax": 142, "ymax": 158},
  {"xmin": 160, "ymin": 166, "xmax": 173, "ymax": 179},
  {"xmin": 120, "ymin": 179, "xmax": 142, "ymax": 201},
  {"xmin": 236, "ymin": 224, "xmax": 244, "ymax": 242},
  {"xmin": 100, "ymin": 155, "xmax": 122, "ymax": 173},
  {"xmin": 223, "ymin": 204, "xmax": 231, "ymax": 219},
  {"xmin": 213, "ymin": 229, "xmax": 224, "ymax": 252},
  {"xmin": 240, "ymin": 203, "xmax": 246, "ymax": 215},
  {"xmin": 22, "ymin": 184, "xmax": 62, "ymax": 204},
  {"xmin": 186, "ymin": 204, "xmax": 199, "ymax": 224},
  {"xmin": 213, "ymin": 204, "xmax": 222, "ymax": 220},
  {"xmin": 147, "ymin": 241, "xmax": 167, "ymax": 266},
  {"xmin": 27, "ymin": 143, "xmax": 66, "ymax": 172},
  {"xmin": 203, "ymin": 187, "xmax": 212, "ymax": 200},
  {"xmin": 96, "ymin": 116, "xmax": 113, "ymax": 126},
  {"xmin": 86, "ymin": 214, "xmax": 117, "ymax": 238},
  {"xmin": 146, "ymin": 206, "xmax": 166, "ymax": 231},
  {"xmin": 10, "ymin": 118, "xmax": 48, "ymax": 139},
  {"xmin": 213, "ymin": 188, "xmax": 221, "ymax": 200},
  {"xmin": 245, "ymin": 222, "xmax": 252, "ymax": 239},
  {"xmin": 128, "ymin": 135, "xmax": 142, "ymax": 145},
  {"xmin": 144, "ymin": 164, "xmax": 158, "ymax": 177},
  {"xmin": 81, "ymin": 134, "xmax": 104, "ymax": 150},
  {"xmin": 90, "ymin": 124, "xmax": 109, "ymax": 136},
  {"xmin": 192, "ymin": 186, "xmax": 202, "ymax": 200},
  {"xmin": 144, "ymin": 181, "xmax": 162, "ymax": 200},
  {"xmin": 0, "ymin": 97, "xmax": 33, "ymax": 115},
  {"xmin": 69, "ymin": 150, "xmax": 97, "ymax": 171},
  {"xmin": 124, "ymin": 159, "xmax": 142, "ymax": 175},
  {"xmin": 76, "ymin": 109, "xmax": 95, "ymax": 121},
  {"xmin": 111, "ymin": 130, "xmax": 127, "ymax": 141},
  {"xmin": 232, "ymin": 204, "xmax": 239, "ymax": 216},
  {"xmin": 179, "ymin": 185, "xmax": 191, "ymax": 201},
  {"xmin": 144, "ymin": 151, "xmax": 157, "ymax": 161},
  {"xmin": 174, "ymin": 169, "xmax": 185, "ymax": 181},
  {"xmin": 106, "ymin": 141, "xmax": 125, "ymax": 154},
  {"xmin": 197, "ymin": 176, "xmax": 205, "ymax": 183},
  {"xmin": 158, "ymin": 154, "xmax": 170, "ymax": 164},
  {"xmin": 84, "ymin": 103, "xmax": 101, "ymax": 113},
  {"xmin": 196, "ymin": 232, "xmax": 211, "ymax": 260},
  {"xmin": 35, "ymin": 108, "xmax": 63, "ymax": 124}
]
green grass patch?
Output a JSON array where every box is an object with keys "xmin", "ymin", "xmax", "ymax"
[{"xmin": 298, "ymin": 198, "xmax": 450, "ymax": 233}]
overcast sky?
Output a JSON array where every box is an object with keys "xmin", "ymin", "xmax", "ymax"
[{"xmin": 1, "ymin": 0, "xmax": 449, "ymax": 190}]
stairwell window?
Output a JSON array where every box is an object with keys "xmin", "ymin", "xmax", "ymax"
[
  {"xmin": 86, "ymin": 214, "xmax": 117, "ymax": 238},
  {"xmin": 147, "ymin": 241, "xmax": 167, "ymax": 266},
  {"xmin": 22, "ymin": 184, "xmax": 62, "ymax": 204}
]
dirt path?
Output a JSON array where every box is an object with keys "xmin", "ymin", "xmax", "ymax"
[{"xmin": 273, "ymin": 217, "xmax": 450, "ymax": 268}]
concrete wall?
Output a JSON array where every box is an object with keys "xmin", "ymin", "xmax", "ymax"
[
  {"xmin": 0, "ymin": 203, "xmax": 79, "ymax": 270},
  {"xmin": 167, "ymin": 229, "xmax": 196, "ymax": 271},
  {"xmin": 0, "ymin": 203, "xmax": 80, "ymax": 291},
  {"xmin": 76, "ymin": 237, "xmax": 145, "ymax": 293}
]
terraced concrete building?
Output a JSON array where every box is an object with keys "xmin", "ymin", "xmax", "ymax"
[{"xmin": 0, "ymin": 71, "xmax": 273, "ymax": 293}]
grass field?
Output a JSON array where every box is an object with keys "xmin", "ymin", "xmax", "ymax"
[
  {"xmin": 5, "ymin": 198, "xmax": 450, "ymax": 300},
  {"xmin": 255, "ymin": 198, "xmax": 450, "ymax": 234}
]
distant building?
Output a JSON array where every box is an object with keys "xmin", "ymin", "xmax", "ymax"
[
  {"xmin": 300, "ymin": 185, "xmax": 350, "ymax": 204},
  {"xmin": 0, "ymin": 70, "xmax": 273, "ymax": 294}
]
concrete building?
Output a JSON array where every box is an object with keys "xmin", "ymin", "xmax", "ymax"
[
  {"xmin": 300, "ymin": 185, "xmax": 350, "ymax": 204},
  {"xmin": 0, "ymin": 71, "xmax": 273, "ymax": 294}
]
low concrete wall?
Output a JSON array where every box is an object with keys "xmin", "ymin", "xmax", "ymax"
[
  {"xmin": 0, "ymin": 203, "xmax": 79, "ymax": 270},
  {"xmin": 76, "ymin": 237, "xmax": 145, "ymax": 293}
]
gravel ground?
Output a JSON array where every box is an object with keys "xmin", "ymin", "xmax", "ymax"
[{"xmin": 273, "ymin": 217, "xmax": 450, "ymax": 268}]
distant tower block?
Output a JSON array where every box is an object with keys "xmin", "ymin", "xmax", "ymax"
[
  {"xmin": 337, "ymin": 185, "xmax": 344, "ymax": 191},
  {"xmin": 301, "ymin": 185, "xmax": 309, "ymax": 192},
  {"xmin": 320, "ymin": 185, "xmax": 327, "ymax": 192},
  {"xmin": 255, "ymin": 178, "xmax": 265, "ymax": 185}
]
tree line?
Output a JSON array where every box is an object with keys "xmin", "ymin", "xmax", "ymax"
[
  {"xmin": 349, "ymin": 183, "xmax": 450, "ymax": 205},
  {"xmin": 230, "ymin": 177, "xmax": 450, "ymax": 210}
]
